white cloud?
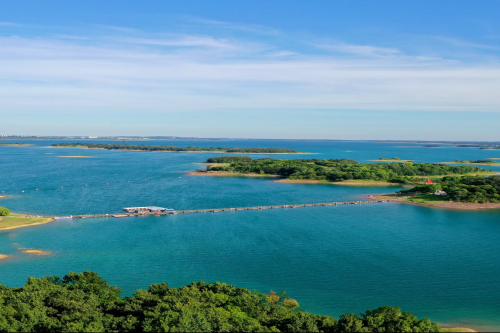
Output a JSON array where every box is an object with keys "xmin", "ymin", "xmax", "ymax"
[
  {"xmin": 316, "ymin": 42, "xmax": 400, "ymax": 57},
  {"xmin": 183, "ymin": 16, "xmax": 281, "ymax": 36},
  {"xmin": 0, "ymin": 30, "xmax": 500, "ymax": 115}
]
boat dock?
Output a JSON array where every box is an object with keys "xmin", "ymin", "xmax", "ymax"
[{"xmin": 63, "ymin": 199, "xmax": 394, "ymax": 219}]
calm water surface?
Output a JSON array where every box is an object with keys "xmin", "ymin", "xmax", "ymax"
[{"xmin": 1, "ymin": 140, "xmax": 500, "ymax": 331}]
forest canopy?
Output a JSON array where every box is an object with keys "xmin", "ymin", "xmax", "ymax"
[
  {"xmin": 51, "ymin": 143, "xmax": 302, "ymax": 154},
  {"xmin": 205, "ymin": 157, "xmax": 490, "ymax": 183},
  {"xmin": 0, "ymin": 271, "xmax": 441, "ymax": 332},
  {"xmin": 206, "ymin": 156, "xmax": 253, "ymax": 163},
  {"xmin": 399, "ymin": 175, "xmax": 500, "ymax": 203}
]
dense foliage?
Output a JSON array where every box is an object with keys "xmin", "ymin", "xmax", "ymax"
[
  {"xmin": 207, "ymin": 158, "xmax": 489, "ymax": 183},
  {"xmin": 206, "ymin": 156, "xmax": 253, "ymax": 163},
  {"xmin": 0, "ymin": 206, "xmax": 10, "ymax": 216},
  {"xmin": 0, "ymin": 271, "xmax": 441, "ymax": 332},
  {"xmin": 400, "ymin": 176, "xmax": 500, "ymax": 203},
  {"xmin": 378, "ymin": 157, "xmax": 401, "ymax": 161},
  {"xmin": 0, "ymin": 143, "xmax": 27, "ymax": 145},
  {"xmin": 51, "ymin": 143, "xmax": 301, "ymax": 154}
]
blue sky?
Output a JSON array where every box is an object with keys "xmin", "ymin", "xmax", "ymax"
[{"xmin": 1, "ymin": 1, "xmax": 500, "ymax": 140}]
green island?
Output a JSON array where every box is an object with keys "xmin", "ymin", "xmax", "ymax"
[
  {"xmin": 457, "ymin": 144, "xmax": 500, "ymax": 150},
  {"xmin": 443, "ymin": 159, "xmax": 500, "ymax": 166},
  {"xmin": 398, "ymin": 175, "xmax": 500, "ymax": 203},
  {"xmin": 371, "ymin": 157, "xmax": 412, "ymax": 162},
  {"xmin": 194, "ymin": 156, "xmax": 496, "ymax": 185},
  {"xmin": 0, "ymin": 270, "xmax": 445, "ymax": 332},
  {"xmin": 422, "ymin": 144, "xmax": 442, "ymax": 148},
  {"xmin": 51, "ymin": 143, "xmax": 306, "ymax": 154},
  {"xmin": 0, "ymin": 142, "xmax": 30, "ymax": 146},
  {"xmin": 0, "ymin": 207, "xmax": 54, "ymax": 231}
]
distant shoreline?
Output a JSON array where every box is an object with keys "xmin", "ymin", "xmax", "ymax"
[
  {"xmin": 46, "ymin": 146, "xmax": 314, "ymax": 154},
  {"xmin": 441, "ymin": 161, "xmax": 500, "ymax": 166}
]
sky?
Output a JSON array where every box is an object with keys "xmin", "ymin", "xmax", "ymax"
[{"xmin": 1, "ymin": 0, "xmax": 500, "ymax": 140}]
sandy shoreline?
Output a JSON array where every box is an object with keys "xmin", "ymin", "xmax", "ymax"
[{"xmin": 367, "ymin": 194, "xmax": 500, "ymax": 210}]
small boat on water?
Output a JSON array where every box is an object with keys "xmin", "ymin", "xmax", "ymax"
[{"xmin": 123, "ymin": 206, "xmax": 175, "ymax": 213}]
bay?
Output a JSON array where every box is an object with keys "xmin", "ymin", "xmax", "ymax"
[{"xmin": 1, "ymin": 140, "xmax": 500, "ymax": 331}]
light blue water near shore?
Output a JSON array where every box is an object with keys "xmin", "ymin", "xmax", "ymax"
[{"xmin": 1, "ymin": 140, "xmax": 500, "ymax": 331}]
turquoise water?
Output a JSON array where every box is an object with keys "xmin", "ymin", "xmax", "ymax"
[{"xmin": 1, "ymin": 140, "xmax": 500, "ymax": 331}]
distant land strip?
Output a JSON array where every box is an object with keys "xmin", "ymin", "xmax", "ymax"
[
  {"xmin": 51, "ymin": 143, "xmax": 309, "ymax": 154},
  {"xmin": 0, "ymin": 142, "xmax": 30, "ymax": 146}
]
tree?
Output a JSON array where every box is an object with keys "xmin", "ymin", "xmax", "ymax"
[
  {"xmin": 0, "ymin": 206, "xmax": 11, "ymax": 216},
  {"xmin": 0, "ymin": 272, "xmax": 442, "ymax": 332}
]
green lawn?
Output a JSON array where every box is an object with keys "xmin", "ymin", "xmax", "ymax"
[
  {"xmin": 0, "ymin": 213, "xmax": 53, "ymax": 231},
  {"xmin": 405, "ymin": 194, "xmax": 450, "ymax": 205}
]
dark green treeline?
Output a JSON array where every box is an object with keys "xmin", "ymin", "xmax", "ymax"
[
  {"xmin": 51, "ymin": 143, "xmax": 302, "ymax": 154},
  {"xmin": 0, "ymin": 271, "xmax": 441, "ymax": 332},
  {"xmin": 206, "ymin": 157, "xmax": 489, "ymax": 183}
]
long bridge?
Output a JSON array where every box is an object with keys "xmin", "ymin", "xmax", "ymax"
[{"xmin": 61, "ymin": 198, "xmax": 406, "ymax": 219}]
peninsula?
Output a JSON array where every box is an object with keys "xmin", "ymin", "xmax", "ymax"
[
  {"xmin": 190, "ymin": 156, "xmax": 496, "ymax": 185},
  {"xmin": 0, "ymin": 212, "xmax": 54, "ymax": 231},
  {"xmin": 370, "ymin": 175, "xmax": 500, "ymax": 210},
  {"xmin": 50, "ymin": 143, "xmax": 308, "ymax": 154}
]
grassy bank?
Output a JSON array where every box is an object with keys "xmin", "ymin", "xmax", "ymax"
[
  {"xmin": 405, "ymin": 194, "xmax": 450, "ymax": 205},
  {"xmin": 0, "ymin": 213, "xmax": 54, "ymax": 231}
]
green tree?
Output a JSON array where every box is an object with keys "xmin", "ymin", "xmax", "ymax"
[
  {"xmin": 0, "ymin": 272, "xmax": 442, "ymax": 333},
  {"xmin": 0, "ymin": 206, "xmax": 11, "ymax": 216}
]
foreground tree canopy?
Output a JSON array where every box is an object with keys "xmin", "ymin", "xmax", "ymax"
[
  {"xmin": 51, "ymin": 143, "xmax": 302, "ymax": 154},
  {"xmin": 0, "ymin": 271, "xmax": 441, "ymax": 332},
  {"xmin": 205, "ymin": 157, "xmax": 489, "ymax": 183}
]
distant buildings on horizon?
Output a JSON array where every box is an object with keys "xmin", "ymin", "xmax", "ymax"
[{"xmin": 0, "ymin": 135, "xmax": 499, "ymax": 144}]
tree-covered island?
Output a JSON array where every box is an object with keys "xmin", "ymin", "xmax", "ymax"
[
  {"xmin": 456, "ymin": 144, "xmax": 500, "ymax": 150},
  {"xmin": 51, "ymin": 143, "xmax": 306, "ymax": 154},
  {"xmin": 194, "ymin": 157, "xmax": 495, "ymax": 185},
  {"xmin": 0, "ymin": 270, "xmax": 443, "ymax": 332},
  {"xmin": 397, "ymin": 175, "xmax": 500, "ymax": 203},
  {"xmin": 0, "ymin": 142, "xmax": 30, "ymax": 146},
  {"xmin": 442, "ymin": 159, "xmax": 500, "ymax": 166},
  {"xmin": 370, "ymin": 157, "xmax": 412, "ymax": 162}
]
